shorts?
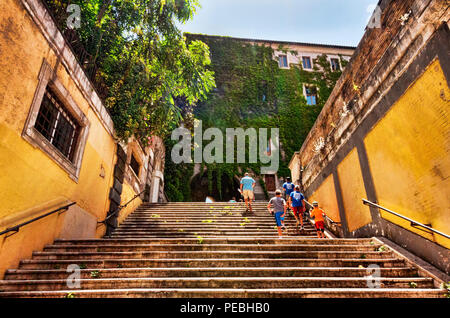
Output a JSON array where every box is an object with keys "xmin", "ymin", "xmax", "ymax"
[
  {"xmin": 274, "ymin": 211, "xmax": 285, "ymax": 227},
  {"xmin": 315, "ymin": 221, "xmax": 325, "ymax": 231},
  {"xmin": 292, "ymin": 206, "xmax": 305, "ymax": 218},
  {"xmin": 242, "ymin": 190, "xmax": 254, "ymax": 200}
]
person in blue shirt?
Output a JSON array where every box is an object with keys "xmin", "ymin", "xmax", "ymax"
[
  {"xmin": 282, "ymin": 177, "xmax": 295, "ymax": 210},
  {"xmin": 289, "ymin": 185, "xmax": 306, "ymax": 230},
  {"xmin": 240, "ymin": 172, "xmax": 256, "ymax": 212}
]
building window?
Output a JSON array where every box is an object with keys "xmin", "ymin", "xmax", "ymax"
[
  {"xmin": 278, "ymin": 55, "xmax": 288, "ymax": 68},
  {"xmin": 130, "ymin": 153, "xmax": 141, "ymax": 177},
  {"xmin": 34, "ymin": 87, "xmax": 80, "ymax": 161},
  {"xmin": 330, "ymin": 58, "xmax": 341, "ymax": 71},
  {"xmin": 305, "ymin": 86, "xmax": 317, "ymax": 105},
  {"xmin": 22, "ymin": 60, "xmax": 90, "ymax": 182},
  {"xmin": 302, "ymin": 56, "xmax": 312, "ymax": 69}
]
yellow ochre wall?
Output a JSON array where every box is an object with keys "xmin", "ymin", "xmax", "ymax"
[
  {"xmin": 0, "ymin": 0, "xmax": 139, "ymax": 277},
  {"xmin": 337, "ymin": 148, "xmax": 372, "ymax": 232},
  {"xmin": 364, "ymin": 59, "xmax": 450, "ymax": 249},
  {"xmin": 117, "ymin": 182, "xmax": 143, "ymax": 225},
  {"xmin": 309, "ymin": 174, "xmax": 341, "ymax": 223}
]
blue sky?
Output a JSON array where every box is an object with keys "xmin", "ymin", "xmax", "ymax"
[{"xmin": 179, "ymin": 0, "xmax": 378, "ymax": 47}]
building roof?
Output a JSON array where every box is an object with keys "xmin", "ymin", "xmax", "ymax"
[{"xmin": 184, "ymin": 33, "xmax": 357, "ymax": 51}]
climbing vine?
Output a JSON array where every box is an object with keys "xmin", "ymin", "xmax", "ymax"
[{"xmin": 164, "ymin": 34, "xmax": 346, "ymax": 201}]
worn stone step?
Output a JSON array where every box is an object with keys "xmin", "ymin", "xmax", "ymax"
[
  {"xmin": 111, "ymin": 231, "xmax": 316, "ymax": 239},
  {"xmin": 18, "ymin": 258, "xmax": 406, "ymax": 270},
  {"xmin": 31, "ymin": 250, "xmax": 395, "ymax": 261},
  {"xmin": 110, "ymin": 231, "xmax": 316, "ymax": 235},
  {"xmin": 0, "ymin": 288, "xmax": 444, "ymax": 298},
  {"xmin": 0, "ymin": 277, "xmax": 435, "ymax": 292},
  {"xmin": 120, "ymin": 218, "xmax": 313, "ymax": 228},
  {"xmin": 121, "ymin": 220, "xmax": 308, "ymax": 225},
  {"xmin": 111, "ymin": 230, "xmax": 318, "ymax": 235},
  {"xmin": 115, "ymin": 224, "xmax": 315, "ymax": 230},
  {"xmin": 43, "ymin": 244, "xmax": 384, "ymax": 253},
  {"xmin": 3, "ymin": 267, "xmax": 419, "ymax": 280},
  {"xmin": 120, "ymin": 220, "xmax": 310, "ymax": 225},
  {"xmin": 52, "ymin": 238, "xmax": 375, "ymax": 245},
  {"xmin": 126, "ymin": 215, "xmax": 297, "ymax": 220}
]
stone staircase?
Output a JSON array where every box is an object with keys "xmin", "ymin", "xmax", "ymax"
[{"xmin": 0, "ymin": 202, "xmax": 446, "ymax": 298}]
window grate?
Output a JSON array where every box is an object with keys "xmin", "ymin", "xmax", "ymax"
[{"xmin": 34, "ymin": 87, "xmax": 80, "ymax": 161}]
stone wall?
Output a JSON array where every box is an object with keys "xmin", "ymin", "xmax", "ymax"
[{"xmin": 289, "ymin": 0, "xmax": 450, "ymax": 274}]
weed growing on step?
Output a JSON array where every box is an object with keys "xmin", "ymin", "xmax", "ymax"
[
  {"xmin": 90, "ymin": 271, "xmax": 101, "ymax": 278},
  {"xmin": 116, "ymin": 264, "xmax": 123, "ymax": 268},
  {"xmin": 178, "ymin": 229, "xmax": 185, "ymax": 232},
  {"xmin": 409, "ymin": 282, "xmax": 418, "ymax": 288},
  {"xmin": 64, "ymin": 292, "xmax": 76, "ymax": 298},
  {"xmin": 377, "ymin": 246, "xmax": 386, "ymax": 252},
  {"xmin": 441, "ymin": 282, "xmax": 450, "ymax": 298},
  {"xmin": 202, "ymin": 220, "xmax": 214, "ymax": 223},
  {"xmin": 196, "ymin": 236, "xmax": 204, "ymax": 244},
  {"xmin": 78, "ymin": 264, "xmax": 87, "ymax": 269},
  {"xmin": 151, "ymin": 214, "xmax": 161, "ymax": 218},
  {"xmin": 360, "ymin": 254, "xmax": 367, "ymax": 259}
]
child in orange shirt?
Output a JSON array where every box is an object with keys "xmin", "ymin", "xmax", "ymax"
[{"xmin": 310, "ymin": 201, "xmax": 326, "ymax": 238}]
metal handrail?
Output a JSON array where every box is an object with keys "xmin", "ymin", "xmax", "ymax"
[
  {"xmin": 362, "ymin": 199, "xmax": 450, "ymax": 240},
  {"xmin": 0, "ymin": 202, "xmax": 76, "ymax": 237},
  {"xmin": 98, "ymin": 190, "xmax": 146, "ymax": 225},
  {"xmin": 304, "ymin": 199, "xmax": 342, "ymax": 225}
]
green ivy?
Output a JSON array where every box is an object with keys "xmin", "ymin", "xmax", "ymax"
[{"xmin": 165, "ymin": 34, "xmax": 345, "ymax": 200}]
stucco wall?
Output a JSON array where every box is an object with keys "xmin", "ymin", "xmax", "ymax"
[
  {"xmin": 308, "ymin": 174, "xmax": 340, "ymax": 223},
  {"xmin": 0, "ymin": 0, "xmax": 146, "ymax": 278},
  {"xmin": 289, "ymin": 0, "xmax": 450, "ymax": 273},
  {"xmin": 337, "ymin": 148, "xmax": 372, "ymax": 232},
  {"xmin": 364, "ymin": 59, "xmax": 450, "ymax": 249}
]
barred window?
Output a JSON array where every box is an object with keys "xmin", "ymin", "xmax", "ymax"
[{"xmin": 34, "ymin": 87, "xmax": 80, "ymax": 161}]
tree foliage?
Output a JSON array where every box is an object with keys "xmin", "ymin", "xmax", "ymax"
[{"xmin": 45, "ymin": 0, "xmax": 215, "ymax": 142}]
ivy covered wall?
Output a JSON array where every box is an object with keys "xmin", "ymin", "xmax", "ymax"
[{"xmin": 164, "ymin": 34, "xmax": 349, "ymax": 202}]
